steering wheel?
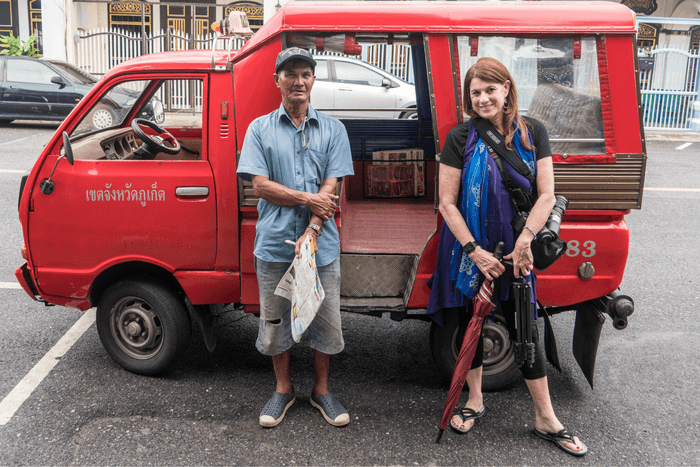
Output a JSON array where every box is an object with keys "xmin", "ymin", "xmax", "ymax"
[{"xmin": 130, "ymin": 118, "xmax": 181, "ymax": 155}]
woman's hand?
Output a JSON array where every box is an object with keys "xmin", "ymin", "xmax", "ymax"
[
  {"xmin": 504, "ymin": 234, "xmax": 534, "ymax": 278},
  {"xmin": 470, "ymin": 247, "xmax": 506, "ymax": 282}
]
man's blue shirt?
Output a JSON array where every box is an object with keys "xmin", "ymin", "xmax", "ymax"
[{"xmin": 237, "ymin": 104, "xmax": 354, "ymax": 267}]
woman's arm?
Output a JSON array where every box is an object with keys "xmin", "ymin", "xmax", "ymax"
[
  {"xmin": 505, "ymin": 156, "xmax": 556, "ymax": 278},
  {"xmin": 439, "ymin": 163, "xmax": 505, "ymax": 281}
]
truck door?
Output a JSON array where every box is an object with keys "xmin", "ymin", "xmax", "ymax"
[{"xmin": 26, "ymin": 76, "xmax": 217, "ymax": 300}]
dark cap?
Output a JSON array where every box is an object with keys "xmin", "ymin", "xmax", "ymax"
[{"xmin": 275, "ymin": 47, "xmax": 317, "ymax": 74}]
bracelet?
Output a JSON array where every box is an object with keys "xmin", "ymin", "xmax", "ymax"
[{"xmin": 523, "ymin": 226, "xmax": 537, "ymax": 240}]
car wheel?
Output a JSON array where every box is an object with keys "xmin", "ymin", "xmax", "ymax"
[
  {"xmin": 91, "ymin": 105, "xmax": 116, "ymax": 129},
  {"xmin": 399, "ymin": 109, "xmax": 418, "ymax": 119},
  {"xmin": 430, "ymin": 309, "xmax": 520, "ymax": 392},
  {"xmin": 96, "ymin": 280, "xmax": 191, "ymax": 375}
]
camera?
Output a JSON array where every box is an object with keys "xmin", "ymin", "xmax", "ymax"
[{"xmin": 536, "ymin": 195, "xmax": 569, "ymax": 245}]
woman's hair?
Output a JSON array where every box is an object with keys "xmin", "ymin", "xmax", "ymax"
[{"xmin": 463, "ymin": 57, "xmax": 532, "ymax": 150}]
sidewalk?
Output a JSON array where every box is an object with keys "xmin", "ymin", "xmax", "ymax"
[{"xmin": 645, "ymin": 130, "xmax": 700, "ymax": 142}]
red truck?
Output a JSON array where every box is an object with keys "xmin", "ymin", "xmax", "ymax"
[{"xmin": 15, "ymin": 1, "xmax": 643, "ymax": 390}]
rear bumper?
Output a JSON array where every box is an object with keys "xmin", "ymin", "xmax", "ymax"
[{"xmin": 15, "ymin": 262, "xmax": 39, "ymax": 301}]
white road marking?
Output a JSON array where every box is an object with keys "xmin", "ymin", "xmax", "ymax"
[
  {"xmin": 0, "ymin": 309, "xmax": 96, "ymax": 426},
  {"xmin": 675, "ymin": 142, "xmax": 693, "ymax": 150},
  {"xmin": 646, "ymin": 187, "xmax": 700, "ymax": 193},
  {"xmin": 0, "ymin": 136, "xmax": 34, "ymax": 147},
  {"xmin": 0, "ymin": 169, "xmax": 27, "ymax": 174},
  {"xmin": 0, "ymin": 282, "xmax": 22, "ymax": 289}
]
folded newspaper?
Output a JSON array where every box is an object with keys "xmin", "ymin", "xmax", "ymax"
[{"xmin": 274, "ymin": 235, "xmax": 325, "ymax": 343}]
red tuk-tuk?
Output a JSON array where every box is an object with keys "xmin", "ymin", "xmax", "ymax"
[{"xmin": 15, "ymin": 1, "xmax": 643, "ymax": 390}]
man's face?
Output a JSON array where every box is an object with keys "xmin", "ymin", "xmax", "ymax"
[{"xmin": 274, "ymin": 61, "xmax": 315, "ymax": 108}]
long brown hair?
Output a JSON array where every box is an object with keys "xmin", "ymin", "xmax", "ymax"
[{"xmin": 463, "ymin": 57, "xmax": 532, "ymax": 151}]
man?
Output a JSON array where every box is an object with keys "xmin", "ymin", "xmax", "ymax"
[{"xmin": 236, "ymin": 48, "xmax": 354, "ymax": 428}]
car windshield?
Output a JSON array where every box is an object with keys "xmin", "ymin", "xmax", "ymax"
[
  {"xmin": 49, "ymin": 61, "xmax": 98, "ymax": 85},
  {"xmin": 72, "ymin": 80, "xmax": 154, "ymax": 137}
]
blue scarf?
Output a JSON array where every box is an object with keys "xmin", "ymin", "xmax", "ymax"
[{"xmin": 449, "ymin": 126, "xmax": 536, "ymax": 301}]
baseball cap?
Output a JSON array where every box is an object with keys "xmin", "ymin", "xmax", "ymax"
[{"xmin": 275, "ymin": 47, "xmax": 317, "ymax": 74}]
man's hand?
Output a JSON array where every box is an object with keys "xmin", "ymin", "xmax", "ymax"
[
  {"xmin": 295, "ymin": 228, "xmax": 319, "ymax": 257},
  {"xmin": 306, "ymin": 192, "xmax": 339, "ymax": 221}
]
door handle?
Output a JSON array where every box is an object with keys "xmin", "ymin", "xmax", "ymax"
[
  {"xmin": 338, "ymin": 88, "xmax": 352, "ymax": 91},
  {"xmin": 175, "ymin": 187, "xmax": 209, "ymax": 197}
]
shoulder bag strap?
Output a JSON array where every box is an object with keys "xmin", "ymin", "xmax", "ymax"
[{"xmin": 470, "ymin": 117, "xmax": 537, "ymax": 189}]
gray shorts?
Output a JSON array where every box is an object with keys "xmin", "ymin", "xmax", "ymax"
[{"xmin": 255, "ymin": 256, "xmax": 343, "ymax": 356}]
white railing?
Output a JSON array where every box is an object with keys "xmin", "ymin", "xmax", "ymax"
[
  {"xmin": 76, "ymin": 27, "xmax": 221, "ymax": 76},
  {"xmin": 638, "ymin": 45, "xmax": 700, "ymax": 130},
  {"xmin": 76, "ymin": 27, "xmax": 414, "ymax": 83}
]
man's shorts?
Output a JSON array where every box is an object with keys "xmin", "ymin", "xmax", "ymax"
[{"xmin": 254, "ymin": 256, "xmax": 344, "ymax": 356}]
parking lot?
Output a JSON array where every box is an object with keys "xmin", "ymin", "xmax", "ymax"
[{"xmin": 0, "ymin": 123, "xmax": 699, "ymax": 465}]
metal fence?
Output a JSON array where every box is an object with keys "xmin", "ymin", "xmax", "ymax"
[
  {"xmin": 639, "ymin": 45, "xmax": 700, "ymax": 130},
  {"xmin": 76, "ymin": 27, "xmax": 414, "ymax": 81}
]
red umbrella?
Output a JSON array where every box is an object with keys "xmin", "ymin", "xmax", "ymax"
[{"xmin": 436, "ymin": 279, "xmax": 496, "ymax": 443}]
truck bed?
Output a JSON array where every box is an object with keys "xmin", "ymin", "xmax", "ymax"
[{"xmin": 340, "ymin": 199, "xmax": 436, "ymax": 254}]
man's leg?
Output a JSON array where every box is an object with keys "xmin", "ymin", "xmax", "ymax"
[
  {"xmin": 307, "ymin": 258, "xmax": 348, "ymax": 426},
  {"xmin": 256, "ymin": 258, "xmax": 296, "ymax": 427},
  {"xmin": 272, "ymin": 349, "xmax": 293, "ymax": 394},
  {"xmin": 312, "ymin": 349, "xmax": 330, "ymax": 396}
]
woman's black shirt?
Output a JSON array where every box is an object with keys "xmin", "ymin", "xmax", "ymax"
[{"xmin": 439, "ymin": 116, "xmax": 552, "ymax": 170}]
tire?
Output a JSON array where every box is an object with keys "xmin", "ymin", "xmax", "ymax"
[
  {"xmin": 430, "ymin": 309, "xmax": 520, "ymax": 391},
  {"xmin": 399, "ymin": 109, "xmax": 418, "ymax": 119},
  {"xmin": 90, "ymin": 105, "xmax": 116, "ymax": 129},
  {"xmin": 96, "ymin": 280, "xmax": 191, "ymax": 375}
]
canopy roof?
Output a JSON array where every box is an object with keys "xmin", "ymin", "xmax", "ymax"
[{"xmin": 242, "ymin": 1, "xmax": 636, "ymax": 54}]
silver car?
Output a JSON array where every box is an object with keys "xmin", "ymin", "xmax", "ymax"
[{"xmin": 311, "ymin": 55, "xmax": 417, "ymax": 119}]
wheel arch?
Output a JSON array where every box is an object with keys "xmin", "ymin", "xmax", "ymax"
[{"xmin": 90, "ymin": 261, "xmax": 186, "ymax": 308}]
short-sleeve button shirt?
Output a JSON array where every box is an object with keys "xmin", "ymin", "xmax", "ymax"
[{"xmin": 237, "ymin": 104, "xmax": 354, "ymax": 267}]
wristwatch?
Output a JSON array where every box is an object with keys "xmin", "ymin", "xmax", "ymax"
[
  {"xmin": 463, "ymin": 241, "xmax": 479, "ymax": 256},
  {"xmin": 308, "ymin": 222, "xmax": 323, "ymax": 237}
]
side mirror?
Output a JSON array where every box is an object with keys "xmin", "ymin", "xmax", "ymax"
[
  {"xmin": 40, "ymin": 132, "xmax": 74, "ymax": 195},
  {"xmin": 62, "ymin": 131, "xmax": 75, "ymax": 166},
  {"xmin": 152, "ymin": 99, "xmax": 165, "ymax": 124},
  {"xmin": 50, "ymin": 76, "xmax": 67, "ymax": 88},
  {"xmin": 381, "ymin": 78, "xmax": 392, "ymax": 88}
]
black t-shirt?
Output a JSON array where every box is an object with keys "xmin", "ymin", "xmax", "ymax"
[{"xmin": 440, "ymin": 116, "xmax": 552, "ymax": 170}]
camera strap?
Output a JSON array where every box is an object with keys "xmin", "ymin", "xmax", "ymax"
[{"xmin": 470, "ymin": 117, "xmax": 537, "ymax": 211}]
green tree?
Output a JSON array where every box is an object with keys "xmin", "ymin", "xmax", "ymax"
[{"xmin": 0, "ymin": 34, "xmax": 38, "ymax": 56}]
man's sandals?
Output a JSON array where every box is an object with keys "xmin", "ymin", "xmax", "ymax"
[
  {"xmin": 259, "ymin": 391, "xmax": 296, "ymax": 427},
  {"xmin": 449, "ymin": 406, "xmax": 486, "ymax": 434},
  {"xmin": 534, "ymin": 427, "xmax": 588, "ymax": 457}
]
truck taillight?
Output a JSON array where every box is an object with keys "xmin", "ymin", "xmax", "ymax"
[{"xmin": 21, "ymin": 246, "xmax": 27, "ymax": 260}]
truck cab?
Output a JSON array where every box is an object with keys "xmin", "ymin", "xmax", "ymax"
[{"xmin": 16, "ymin": 1, "xmax": 644, "ymax": 390}]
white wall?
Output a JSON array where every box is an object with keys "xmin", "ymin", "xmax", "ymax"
[{"xmin": 41, "ymin": 0, "xmax": 74, "ymax": 61}]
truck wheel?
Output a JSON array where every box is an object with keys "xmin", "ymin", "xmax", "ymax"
[
  {"xmin": 96, "ymin": 280, "xmax": 191, "ymax": 375},
  {"xmin": 430, "ymin": 310, "xmax": 520, "ymax": 392}
]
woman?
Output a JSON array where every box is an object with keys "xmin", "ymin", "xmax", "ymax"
[{"xmin": 427, "ymin": 57, "xmax": 587, "ymax": 456}]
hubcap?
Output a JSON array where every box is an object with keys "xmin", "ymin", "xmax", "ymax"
[
  {"xmin": 92, "ymin": 108, "xmax": 113, "ymax": 129},
  {"xmin": 110, "ymin": 296, "xmax": 163, "ymax": 359},
  {"xmin": 450, "ymin": 315, "xmax": 515, "ymax": 376}
]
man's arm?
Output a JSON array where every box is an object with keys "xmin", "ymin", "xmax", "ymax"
[
  {"xmin": 251, "ymin": 175, "xmax": 338, "ymax": 221},
  {"xmin": 295, "ymin": 177, "xmax": 339, "ymax": 256}
]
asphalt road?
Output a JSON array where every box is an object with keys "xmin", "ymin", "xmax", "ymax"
[{"xmin": 0, "ymin": 122, "xmax": 698, "ymax": 466}]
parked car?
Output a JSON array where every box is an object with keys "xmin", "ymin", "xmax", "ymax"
[
  {"xmin": 0, "ymin": 56, "xmax": 162, "ymax": 129},
  {"xmin": 311, "ymin": 55, "xmax": 417, "ymax": 119}
]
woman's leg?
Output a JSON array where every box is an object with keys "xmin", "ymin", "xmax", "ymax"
[
  {"xmin": 451, "ymin": 366, "xmax": 485, "ymax": 431},
  {"xmin": 525, "ymin": 377, "xmax": 586, "ymax": 453}
]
